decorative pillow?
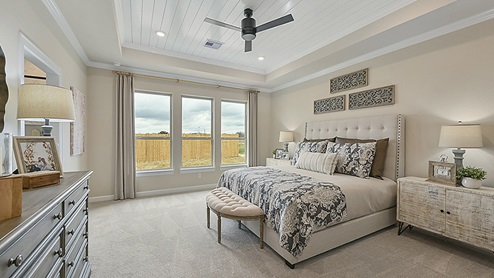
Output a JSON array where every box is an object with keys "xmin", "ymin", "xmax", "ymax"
[
  {"xmin": 303, "ymin": 137, "xmax": 336, "ymax": 143},
  {"xmin": 335, "ymin": 137, "xmax": 389, "ymax": 179},
  {"xmin": 295, "ymin": 152, "xmax": 338, "ymax": 175},
  {"xmin": 292, "ymin": 140, "xmax": 330, "ymax": 163},
  {"xmin": 327, "ymin": 142, "xmax": 377, "ymax": 178}
]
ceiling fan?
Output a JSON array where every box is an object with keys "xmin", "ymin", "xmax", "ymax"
[{"xmin": 204, "ymin": 8, "xmax": 294, "ymax": 52}]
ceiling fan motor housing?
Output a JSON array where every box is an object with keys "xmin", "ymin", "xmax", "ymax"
[{"xmin": 241, "ymin": 9, "xmax": 256, "ymax": 41}]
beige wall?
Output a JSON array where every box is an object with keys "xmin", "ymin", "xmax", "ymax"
[
  {"xmin": 0, "ymin": 0, "xmax": 88, "ymax": 171},
  {"xmin": 270, "ymin": 19, "xmax": 494, "ymax": 187},
  {"xmin": 87, "ymin": 67, "xmax": 272, "ymax": 197}
]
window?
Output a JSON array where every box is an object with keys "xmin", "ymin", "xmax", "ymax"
[
  {"xmin": 134, "ymin": 92, "xmax": 171, "ymax": 171},
  {"xmin": 182, "ymin": 97, "xmax": 212, "ymax": 168},
  {"xmin": 221, "ymin": 101, "xmax": 246, "ymax": 165}
]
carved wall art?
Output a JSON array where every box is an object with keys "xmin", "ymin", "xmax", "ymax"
[
  {"xmin": 314, "ymin": 95, "xmax": 345, "ymax": 114},
  {"xmin": 348, "ymin": 85, "xmax": 395, "ymax": 110},
  {"xmin": 330, "ymin": 68, "xmax": 368, "ymax": 93}
]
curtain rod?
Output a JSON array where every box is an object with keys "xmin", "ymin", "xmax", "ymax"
[{"xmin": 112, "ymin": 70, "xmax": 257, "ymax": 92}]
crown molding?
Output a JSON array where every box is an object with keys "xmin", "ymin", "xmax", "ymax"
[{"xmin": 42, "ymin": 0, "xmax": 89, "ymax": 64}]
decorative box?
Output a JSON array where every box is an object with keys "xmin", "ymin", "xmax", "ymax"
[
  {"xmin": 21, "ymin": 171, "xmax": 61, "ymax": 189},
  {"xmin": 0, "ymin": 175, "xmax": 23, "ymax": 221}
]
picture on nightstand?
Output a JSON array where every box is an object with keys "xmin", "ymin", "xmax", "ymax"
[
  {"xmin": 427, "ymin": 161, "xmax": 457, "ymax": 186},
  {"xmin": 274, "ymin": 149, "xmax": 284, "ymax": 159},
  {"xmin": 281, "ymin": 152, "xmax": 290, "ymax": 160}
]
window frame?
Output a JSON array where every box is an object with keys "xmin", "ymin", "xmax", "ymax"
[
  {"xmin": 220, "ymin": 100, "xmax": 247, "ymax": 167},
  {"xmin": 181, "ymin": 96, "xmax": 214, "ymax": 169},
  {"xmin": 134, "ymin": 90, "xmax": 172, "ymax": 173}
]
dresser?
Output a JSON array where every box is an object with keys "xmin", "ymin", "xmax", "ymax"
[
  {"xmin": 397, "ymin": 177, "xmax": 494, "ymax": 251},
  {"xmin": 0, "ymin": 171, "xmax": 92, "ymax": 278},
  {"xmin": 266, "ymin": 158, "xmax": 292, "ymax": 166}
]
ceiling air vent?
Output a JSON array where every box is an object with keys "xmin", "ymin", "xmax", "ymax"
[{"xmin": 204, "ymin": 39, "xmax": 224, "ymax": 49}]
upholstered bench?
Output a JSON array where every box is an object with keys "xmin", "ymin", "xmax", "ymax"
[{"xmin": 206, "ymin": 187, "xmax": 265, "ymax": 248}]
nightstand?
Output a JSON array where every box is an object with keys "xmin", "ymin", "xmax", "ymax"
[
  {"xmin": 397, "ymin": 176, "xmax": 494, "ymax": 252},
  {"xmin": 266, "ymin": 158, "xmax": 292, "ymax": 166}
]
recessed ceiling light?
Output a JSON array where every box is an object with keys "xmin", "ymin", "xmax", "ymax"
[
  {"xmin": 156, "ymin": 31, "xmax": 165, "ymax": 37},
  {"xmin": 258, "ymin": 56, "xmax": 265, "ymax": 61}
]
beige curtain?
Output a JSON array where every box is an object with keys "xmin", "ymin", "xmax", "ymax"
[
  {"xmin": 114, "ymin": 73, "xmax": 136, "ymax": 199},
  {"xmin": 248, "ymin": 90, "xmax": 259, "ymax": 167}
]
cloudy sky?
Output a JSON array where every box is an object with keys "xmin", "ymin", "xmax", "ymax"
[{"xmin": 134, "ymin": 93, "xmax": 245, "ymax": 135}]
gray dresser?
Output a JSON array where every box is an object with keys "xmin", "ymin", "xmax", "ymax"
[{"xmin": 0, "ymin": 171, "xmax": 92, "ymax": 278}]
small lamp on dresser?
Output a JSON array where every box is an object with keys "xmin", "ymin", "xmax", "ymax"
[
  {"xmin": 279, "ymin": 131, "xmax": 293, "ymax": 152},
  {"xmin": 438, "ymin": 122, "xmax": 483, "ymax": 169}
]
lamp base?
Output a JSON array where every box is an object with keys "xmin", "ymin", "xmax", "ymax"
[
  {"xmin": 41, "ymin": 118, "xmax": 52, "ymax": 136},
  {"xmin": 452, "ymin": 148, "xmax": 465, "ymax": 170},
  {"xmin": 283, "ymin": 142, "xmax": 289, "ymax": 152}
]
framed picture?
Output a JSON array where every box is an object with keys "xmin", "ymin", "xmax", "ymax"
[
  {"xmin": 13, "ymin": 136, "xmax": 63, "ymax": 176},
  {"xmin": 275, "ymin": 149, "xmax": 284, "ymax": 159},
  {"xmin": 281, "ymin": 152, "xmax": 290, "ymax": 160},
  {"xmin": 427, "ymin": 161, "xmax": 456, "ymax": 186}
]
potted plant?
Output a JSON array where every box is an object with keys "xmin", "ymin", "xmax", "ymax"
[
  {"xmin": 272, "ymin": 149, "xmax": 276, "ymax": 158},
  {"xmin": 456, "ymin": 166, "xmax": 487, "ymax": 189}
]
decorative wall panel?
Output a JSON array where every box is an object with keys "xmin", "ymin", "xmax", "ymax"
[
  {"xmin": 349, "ymin": 85, "xmax": 395, "ymax": 110},
  {"xmin": 314, "ymin": 95, "xmax": 345, "ymax": 114},
  {"xmin": 330, "ymin": 68, "xmax": 368, "ymax": 93}
]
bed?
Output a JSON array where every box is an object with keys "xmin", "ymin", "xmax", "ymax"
[{"xmin": 219, "ymin": 114, "xmax": 405, "ymax": 268}]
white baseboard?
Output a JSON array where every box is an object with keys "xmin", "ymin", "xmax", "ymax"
[{"xmin": 88, "ymin": 183, "xmax": 216, "ymax": 203}]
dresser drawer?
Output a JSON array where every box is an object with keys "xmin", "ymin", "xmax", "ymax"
[
  {"xmin": 72, "ymin": 243, "xmax": 89, "ymax": 278},
  {"xmin": 65, "ymin": 201, "xmax": 87, "ymax": 248},
  {"xmin": 64, "ymin": 180, "xmax": 89, "ymax": 216},
  {"xmin": 14, "ymin": 231, "xmax": 63, "ymax": 278},
  {"xmin": 0, "ymin": 203, "xmax": 63, "ymax": 278},
  {"xmin": 66, "ymin": 236, "xmax": 87, "ymax": 278}
]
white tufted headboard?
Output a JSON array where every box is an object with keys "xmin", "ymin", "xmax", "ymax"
[{"xmin": 305, "ymin": 114, "xmax": 405, "ymax": 181}]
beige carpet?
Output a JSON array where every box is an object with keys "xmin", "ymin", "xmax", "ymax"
[{"xmin": 88, "ymin": 190, "xmax": 494, "ymax": 278}]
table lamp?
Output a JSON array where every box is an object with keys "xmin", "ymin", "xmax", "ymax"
[
  {"xmin": 17, "ymin": 84, "xmax": 75, "ymax": 136},
  {"xmin": 438, "ymin": 122, "xmax": 483, "ymax": 169},
  {"xmin": 279, "ymin": 131, "xmax": 293, "ymax": 152}
]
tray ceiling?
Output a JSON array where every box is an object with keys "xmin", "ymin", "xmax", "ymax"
[{"xmin": 49, "ymin": 0, "xmax": 494, "ymax": 91}]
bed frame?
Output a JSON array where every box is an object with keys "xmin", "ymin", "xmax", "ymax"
[{"xmin": 243, "ymin": 114, "xmax": 405, "ymax": 268}]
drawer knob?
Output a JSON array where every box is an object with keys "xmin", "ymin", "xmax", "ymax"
[
  {"xmin": 68, "ymin": 261, "xmax": 75, "ymax": 267},
  {"xmin": 7, "ymin": 255, "xmax": 23, "ymax": 267},
  {"xmin": 83, "ymin": 208, "xmax": 88, "ymax": 215},
  {"xmin": 83, "ymin": 232, "xmax": 88, "ymax": 239},
  {"xmin": 69, "ymin": 200, "xmax": 76, "ymax": 206},
  {"xmin": 440, "ymin": 209, "xmax": 444, "ymax": 213},
  {"xmin": 54, "ymin": 248, "xmax": 63, "ymax": 257},
  {"xmin": 84, "ymin": 185, "xmax": 89, "ymax": 190},
  {"xmin": 446, "ymin": 211, "xmax": 451, "ymax": 215},
  {"xmin": 68, "ymin": 229, "xmax": 75, "ymax": 235},
  {"xmin": 53, "ymin": 212, "xmax": 63, "ymax": 220}
]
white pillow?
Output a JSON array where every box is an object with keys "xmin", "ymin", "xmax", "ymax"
[{"xmin": 295, "ymin": 152, "xmax": 338, "ymax": 175}]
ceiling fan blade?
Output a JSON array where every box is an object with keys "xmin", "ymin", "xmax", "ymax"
[
  {"xmin": 245, "ymin": 40, "xmax": 252, "ymax": 52},
  {"xmin": 256, "ymin": 14, "xmax": 294, "ymax": 33},
  {"xmin": 204, "ymin": 17, "xmax": 241, "ymax": 32}
]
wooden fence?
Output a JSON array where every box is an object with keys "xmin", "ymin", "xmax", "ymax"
[{"xmin": 135, "ymin": 133, "xmax": 243, "ymax": 163}]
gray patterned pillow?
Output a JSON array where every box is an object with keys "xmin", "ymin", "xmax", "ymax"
[
  {"xmin": 292, "ymin": 140, "xmax": 330, "ymax": 163},
  {"xmin": 327, "ymin": 142, "xmax": 377, "ymax": 178}
]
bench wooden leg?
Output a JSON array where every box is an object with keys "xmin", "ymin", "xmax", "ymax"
[
  {"xmin": 217, "ymin": 214, "xmax": 221, "ymax": 243},
  {"xmin": 207, "ymin": 206, "xmax": 210, "ymax": 229},
  {"xmin": 260, "ymin": 216, "xmax": 264, "ymax": 249}
]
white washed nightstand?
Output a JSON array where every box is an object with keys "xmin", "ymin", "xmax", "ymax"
[
  {"xmin": 397, "ymin": 176, "xmax": 494, "ymax": 252},
  {"xmin": 266, "ymin": 158, "xmax": 292, "ymax": 166}
]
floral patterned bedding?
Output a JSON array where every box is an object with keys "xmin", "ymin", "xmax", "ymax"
[{"xmin": 218, "ymin": 167, "xmax": 347, "ymax": 257}]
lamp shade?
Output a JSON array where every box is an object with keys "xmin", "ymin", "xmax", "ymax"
[
  {"xmin": 279, "ymin": 131, "xmax": 294, "ymax": 143},
  {"xmin": 17, "ymin": 84, "xmax": 75, "ymax": 122},
  {"xmin": 438, "ymin": 124, "xmax": 483, "ymax": 148}
]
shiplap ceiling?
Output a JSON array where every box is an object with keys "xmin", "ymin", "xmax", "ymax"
[
  {"xmin": 49, "ymin": 0, "xmax": 494, "ymax": 90},
  {"xmin": 120, "ymin": 0, "xmax": 413, "ymax": 73}
]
